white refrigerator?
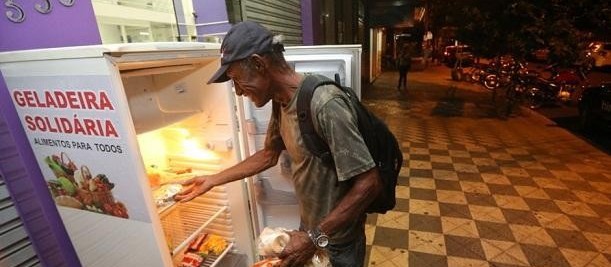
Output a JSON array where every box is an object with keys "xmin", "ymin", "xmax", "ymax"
[{"xmin": 0, "ymin": 42, "xmax": 361, "ymax": 267}]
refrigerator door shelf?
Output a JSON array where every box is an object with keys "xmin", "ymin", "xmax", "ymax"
[{"xmin": 254, "ymin": 178, "xmax": 297, "ymax": 206}]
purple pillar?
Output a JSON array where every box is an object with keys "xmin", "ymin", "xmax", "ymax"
[
  {"xmin": 0, "ymin": 2, "xmax": 101, "ymax": 266},
  {"xmin": 301, "ymin": 0, "xmax": 313, "ymax": 45},
  {"xmin": 301, "ymin": 0, "xmax": 321, "ymax": 45},
  {"xmin": 0, "ymin": 77, "xmax": 81, "ymax": 267}
]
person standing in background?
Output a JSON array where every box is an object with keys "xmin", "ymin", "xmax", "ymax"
[
  {"xmin": 423, "ymin": 43, "xmax": 433, "ymax": 68},
  {"xmin": 397, "ymin": 46, "xmax": 411, "ymax": 91}
]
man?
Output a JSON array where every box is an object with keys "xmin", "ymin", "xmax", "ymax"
[
  {"xmin": 174, "ymin": 21, "xmax": 382, "ymax": 267},
  {"xmin": 397, "ymin": 46, "xmax": 411, "ymax": 91}
]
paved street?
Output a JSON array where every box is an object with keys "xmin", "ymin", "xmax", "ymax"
[{"xmin": 362, "ymin": 66, "xmax": 611, "ymax": 267}]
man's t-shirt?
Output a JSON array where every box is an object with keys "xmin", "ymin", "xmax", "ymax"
[{"xmin": 264, "ymin": 76, "xmax": 375, "ymax": 244}]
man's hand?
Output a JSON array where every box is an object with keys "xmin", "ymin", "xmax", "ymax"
[
  {"xmin": 278, "ymin": 231, "xmax": 317, "ymax": 267},
  {"xmin": 173, "ymin": 175, "xmax": 215, "ymax": 202}
]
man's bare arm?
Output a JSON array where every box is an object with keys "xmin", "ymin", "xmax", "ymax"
[
  {"xmin": 174, "ymin": 148, "xmax": 282, "ymax": 202},
  {"xmin": 318, "ymin": 167, "xmax": 382, "ymax": 235}
]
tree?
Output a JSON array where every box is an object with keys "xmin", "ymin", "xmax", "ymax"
[{"xmin": 427, "ymin": 0, "xmax": 610, "ymax": 66}]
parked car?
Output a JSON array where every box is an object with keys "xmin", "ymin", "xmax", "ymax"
[
  {"xmin": 578, "ymin": 82, "xmax": 611, "ymax": 132},
  {"xmin": 587, "ymin": 42, "xmax": 611, "ymax": 68},
  {"xmin": 443, "ymin": 45, "xmax": 474, "ymax": 67}
]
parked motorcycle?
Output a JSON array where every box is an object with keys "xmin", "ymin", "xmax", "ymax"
[
  {"xmin": 501, "ymin": 69, "xmax": 528, "ymax": 117},
  {"xmin": 482, "ymin": 57, "xmax": 523, "ymax": 90},
  {"xmin": 497, "ymin": 64, "xmax": 545, "ymax": 117},
  {"xmin": 521, "ymin": 64, "xmax": 590, "ymax": 108},
  {"xmin": 522, "ymin": 75, "xmax": 562, "ymax": 109},
  {"xmin": 466, "ymin": 63, "xmax": 498, "ymax": 89}
]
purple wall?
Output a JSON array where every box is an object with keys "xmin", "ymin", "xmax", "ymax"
[
  {"xmin": 0, "ymin": 1, "xmax": 101, "ymax": 266},
  {"xmin": 193, "ymin": 0, "xmax": 231, "ymax": 39},
  {"xmin": 0, "ymin": 1, "xmax": 101, "ymax": 51},
  {"xmin": 301, "ymin": 0, "xmax": 314, "ymax": 45},
  {"xmin": 0, "ymin": 77, "xmax": 81, "ymax": 267}
]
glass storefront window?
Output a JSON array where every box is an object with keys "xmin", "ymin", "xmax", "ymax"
[{"xmin": 92, "ymin": 0, "xmax": 196, "ymax": 44}]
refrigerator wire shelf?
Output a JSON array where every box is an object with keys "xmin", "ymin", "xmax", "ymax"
[
  {"xmin": 158, "ymin": 188, "xmax": 228, "ymax": 217},
  {"xmin": 200, "ymin": 242, "xmax": 233, "ymax": 267},
  {"xmin": 174, "ymin": 242, "xmax": 234, "ymax": 267},
  {"xmin": 163, "ymin": 203, "xmax": 229, "ymax": 255}
]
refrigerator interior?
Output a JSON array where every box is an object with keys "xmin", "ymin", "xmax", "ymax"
[{"xmin": 114, "ymin": 53, "xmax": 255, "ymax": 266}]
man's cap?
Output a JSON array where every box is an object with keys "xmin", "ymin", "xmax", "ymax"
[{"xmin": 207, "ymin": 21, "xmax": 274, "ymax": 84}]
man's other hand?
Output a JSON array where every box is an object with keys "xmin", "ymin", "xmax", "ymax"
[{"xmin": 278, "ymin": 231, "xmax": 317, "ymax": 267}]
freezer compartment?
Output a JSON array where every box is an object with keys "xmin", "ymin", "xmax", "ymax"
[
  {"xmin": 291, "ymin": 58, "xmax": 348, "ymax": 86},
  {"xmin": 115, "ymin": 50, "xmax": 225, "ymax": 134},
  {"xmin": 284, "ymin": 45, "xmax": 361, "ymax": 96}
]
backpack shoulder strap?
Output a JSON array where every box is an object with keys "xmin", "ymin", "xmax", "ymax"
[{"xmin": 297, "ymin": 74, "xmax": 339, "ymax": 165}]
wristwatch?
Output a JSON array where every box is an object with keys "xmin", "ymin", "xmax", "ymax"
[{"xmin": 307, "ymin": 227, "xmax": 330, "ymax": 249}]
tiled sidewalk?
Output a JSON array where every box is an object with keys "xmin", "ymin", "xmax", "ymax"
[{"xmin": 363, "ymin": 70, "xmax": 611, "ymax": 267}]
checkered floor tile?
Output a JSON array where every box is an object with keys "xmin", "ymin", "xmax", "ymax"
[{"xmin": 363, "ymin": 71, "xmax": 611, "ymax": 267}]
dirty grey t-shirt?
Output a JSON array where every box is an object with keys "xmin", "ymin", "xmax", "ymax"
[{"xmin": 264, "ymin": 78, "xmax": 375, "ymax": 244}]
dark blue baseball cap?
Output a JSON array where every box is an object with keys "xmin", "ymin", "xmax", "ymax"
[{"xmin": 207, "ymin": 21, "xmax": 274, "ymax": 84}]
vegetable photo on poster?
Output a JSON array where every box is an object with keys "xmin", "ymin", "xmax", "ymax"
[{"xmin": 45, "ymin": 151, "xmax": 129, "ymax": 218}]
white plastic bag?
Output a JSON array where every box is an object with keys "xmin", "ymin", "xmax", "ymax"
[
  {"xmin": 257, "ymin": 227, "xmax": 290, "ymax": 257},
  {"xmin": 255, "ymin": 227, "xmax": 331, "ymax": 267}
]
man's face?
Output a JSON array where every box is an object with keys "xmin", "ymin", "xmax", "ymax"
[{"xmin": 227, "ymin": 58, "xmax": 272, "ymax": 108}]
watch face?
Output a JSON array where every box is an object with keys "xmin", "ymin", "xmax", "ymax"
[{"xmin": 316, "ymin": 235, "xmax": 330, "ymax": 248}]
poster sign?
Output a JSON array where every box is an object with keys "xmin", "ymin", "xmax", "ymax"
[{"xmin": 6, "ymin": 74, "xmax": 151, "ymax": 223}]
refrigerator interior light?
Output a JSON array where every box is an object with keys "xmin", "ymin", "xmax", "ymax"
[
  {"xmin": 168, "ymin": 127, "xmax": 190, "ymax": 137},
  {"xmin": 181, "ymin": 138, "xmax": 219, "ymax": 161},
  {"xmin": 137, "ymin": 130, "xmax": 169, "ymax": 169}
]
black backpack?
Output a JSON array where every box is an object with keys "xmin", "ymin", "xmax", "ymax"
[{"xmin": 297, "ymin": 74, "xmax": 403, "ymax": 214}]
